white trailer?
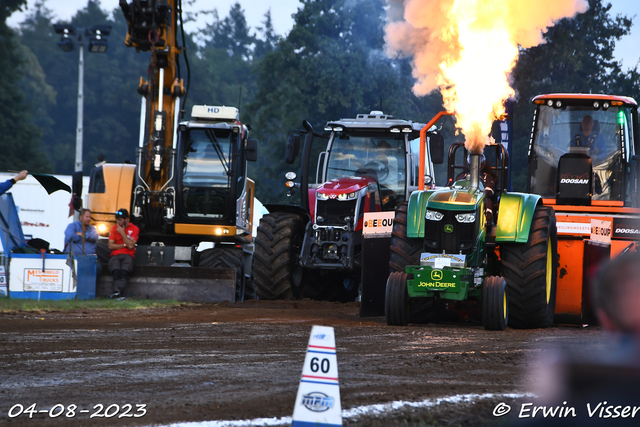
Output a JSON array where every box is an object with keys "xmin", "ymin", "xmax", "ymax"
[{"xmin": 0, "ymin": 173, "xmax": 90, "ymax": 254}]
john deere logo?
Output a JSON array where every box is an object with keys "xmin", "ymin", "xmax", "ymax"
[
  {"xmin": 444, "ymin": 224, "xmax": 454, "ymax": 233},
  {"xmin": 431, "ymin": 270, "xmax": 443, "ymax": 280}
]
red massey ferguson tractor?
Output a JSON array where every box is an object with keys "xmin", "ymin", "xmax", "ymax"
[{"xmin": 252, "ymin": 111, "xmax": 445, "ymax": 302}]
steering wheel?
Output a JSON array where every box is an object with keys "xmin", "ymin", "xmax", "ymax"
[
  {"xmin": 569, "ymin": 134, "xmax": 588, "ymax": 149},
  {"xmin": 362, "ymin": 160, "xmax": 389, "ymax": 181}
]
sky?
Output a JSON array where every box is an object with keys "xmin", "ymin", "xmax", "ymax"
[
  {"xmin": 7, "ymin": 0, "xmax": 303, "ymax": 38},
  {"xmin": 6, "ymin": 0, "xmax": 640, "ymax": 68}
]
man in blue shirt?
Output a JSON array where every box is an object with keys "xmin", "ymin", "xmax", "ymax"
[
  {"xmin": 64, "ymin": 208, "xmax": 102, "ymax": 276},
  {"xmin": 0, "ymin": 170, "xmax": 28, "ymax": 195},
  {"xmin": 580, "ymin": 115, "xmax": 607, "ymax": 160}
]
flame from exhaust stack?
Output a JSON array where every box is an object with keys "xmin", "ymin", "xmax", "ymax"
[{"xmin": 385, "ymin": 0, "xmax": 587, "ymax": 153}]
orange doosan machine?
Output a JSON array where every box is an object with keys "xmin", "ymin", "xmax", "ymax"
[{"xmin": 528, "ymin": 93, "xmax": 639, "ymax": 323}]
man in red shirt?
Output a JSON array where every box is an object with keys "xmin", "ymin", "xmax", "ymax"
[{"xmin": 108, "ymin": 209, "xmax": 139, "ymax": 298}]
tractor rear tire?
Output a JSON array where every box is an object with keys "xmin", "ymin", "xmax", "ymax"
[
  {"xmin": 254, "ymin": 212, "xmax": 305, "ymax": 300},
  {"xmin": 385, "ymin": 272, "xmax": 410, "ymax": 326},
  {"xmin": 198, "ymin": 247, "xmax": 245, "ymax": 302},
  {"xmin": 501, "ymin": 205, "xmax": 558, "ymax": 329},
  {"xmin": 389, "ymin": 202, "xmax": 423, "ymax": 273},
  {"xmin": 389, "ymin": 202, "xmax": 437, "ymax": 323},
  {"xmin": 482, "ymin": 276, "xmax": 508, "ymax": 331}
]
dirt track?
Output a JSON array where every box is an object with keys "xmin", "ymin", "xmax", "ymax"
[{"xmin": 0, "ymin": 300, "xmax": 607, "ymax": 426}]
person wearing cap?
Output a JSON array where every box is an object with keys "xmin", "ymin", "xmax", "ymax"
[
  {"xmin": 107, "ymin": 208, "xmax": 139, "ymax": 298},
  {"xmin": 0, "ymin": 170, "xmax": 28, "ymax": 196}
]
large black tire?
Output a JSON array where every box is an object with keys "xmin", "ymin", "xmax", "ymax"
[
  {"xmin": 253, "ymin": 212, "xmax": 305, "ymax": 300},
  {"xmin": 482, "ymin": 276, "xmax": 508, "ymax": 331},
  {"xmin": 389, "ymin": 202, "xmax": 437, "ymax": 323},
  {"xmin": 501, "ymin": 205, "xmax": 558, "ymax": 329},
  {"xmin": 385, "ymin": 272, "xmax": 410, "ymax": 326},
  {"xmin": 389, "ymin": 202, "xmax": 423, "ymax": 273},
  {"xmin": 197, "ymin": 247, "xmax": 245, "ymax": 302}
]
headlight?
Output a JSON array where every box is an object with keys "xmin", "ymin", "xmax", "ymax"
[
  {"xmin": 338, "ymin": 192, "xmax": 357, "ymax": 200},
  {"xmin": 318, "ymin": 193, "xmax": 329, "ymax": 200},
  {"xmin": 426, "ymin": 210, "xmax": 444, "ymax": 221},
  {"xmin": 455, "ymin": 213, "xmax": 476, "ymax": 223}
]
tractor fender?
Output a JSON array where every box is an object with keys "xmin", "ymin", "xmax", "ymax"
[
  {"xmin": 262, "ymin": 204, "xmax": 311, "ymax": 224},
  {"xmin": 406, "ymin": 190, "xmax": 435, "ymax": 238},
  {"xmin": 495, "ymin": 192, "xmax": 542, "ymax": 243}
]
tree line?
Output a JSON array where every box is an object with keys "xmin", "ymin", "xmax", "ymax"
[{"xmin": 1, "ymin": 0, "xmax": 638, "ymax": 203}]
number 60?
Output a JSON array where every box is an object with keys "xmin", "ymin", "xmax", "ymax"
[{"xmin": 310, "ymin": 357, "xmax": 330, "ymax": 373}]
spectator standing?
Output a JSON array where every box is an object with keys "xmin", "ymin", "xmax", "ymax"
[{"xmin": 108, "ymin": 209, "xmax": 139, "ymax": 298}]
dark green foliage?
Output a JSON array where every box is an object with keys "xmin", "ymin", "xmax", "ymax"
[{"xmin": 0, "ymin": 0, "xmax": 51, "ymax": 173}]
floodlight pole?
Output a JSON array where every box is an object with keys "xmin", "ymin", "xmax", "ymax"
[
  {"xmin": 54, "ymin": 24, "xmax": 110, "ymax": 173},
  {"xmin": 75, "ymin": 41, "xmax": 84, "ymax": 172}
]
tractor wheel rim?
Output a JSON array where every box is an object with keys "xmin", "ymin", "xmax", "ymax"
[
  {"xmin": 546, "ymin": 239, "xmax": 552, "ymax": 304},
  {"xmin": 503, "ymin": 285, "xmax": 507, "ymax": 320}
]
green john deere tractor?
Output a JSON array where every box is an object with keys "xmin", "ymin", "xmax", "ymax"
[{"xmin": 385, "ymin": 139, "xmax": 558, "ymax": 330}]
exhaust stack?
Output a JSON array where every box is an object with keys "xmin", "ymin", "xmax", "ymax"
[{"xmin": 469, "ymin": 153, "xmax": 480, "ymax": 190}]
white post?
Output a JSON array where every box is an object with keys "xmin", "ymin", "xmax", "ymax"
[{"xmin": 75, "ymin": 44, "xmax": 84, "ymax": 172}]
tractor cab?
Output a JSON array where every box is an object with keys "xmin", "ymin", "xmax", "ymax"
[
  {"xmin": 317, "ymin": 112, "xmax": 437, "ymax": 214},
  {"xmin": 529, "ymin": 94, "xmax": 638, "ymax": 207}
]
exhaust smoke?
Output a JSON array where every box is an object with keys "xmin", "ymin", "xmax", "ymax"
[{"xmin": 384, "ymin": 0, "xmax": 588, "ymax": 154}]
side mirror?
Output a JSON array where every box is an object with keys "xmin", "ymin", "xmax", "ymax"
[
  {"xmin": 71, "ymin": 171, "xmax": 83, "ymax": 211},
  {"xmin": 245, "ymin": 139, "xmax": 258, "ymax": 162},
  {"xmin": 429, "ymin": 133, "xmax": 445, "ymax": 165},
  {"xmin": 286, "ymin": 132, "xmax": 301, "ymax": 164}
]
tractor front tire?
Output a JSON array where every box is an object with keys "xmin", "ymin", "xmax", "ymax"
[
  {"xmin": 389, "ymin": 202, "xmax": 437, "ymax": 323},
  {"xmin": 482, "ymin": 276, "xmax": 508, "ymax": 331},
  {"xmin": 254, "ymin": 212, "xmax": 306, "ymax": 300},
  {"xmin": 198, "ymin": 247, "xmax": 246, "ymax": 302},
  {"xmin": 385, "ymin": 272, "xmax": 410, "ymax": 326},
  {"xmin": 501, "ymin": 205, "xmax": 558, "ymax": 329}
]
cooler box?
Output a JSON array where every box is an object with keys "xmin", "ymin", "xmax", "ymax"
[
  {"xmin": 0, "ymin": 193, "xmax": 97, "ymax": 300},
  {"xmin": 7, "ymin": 253, "xmax": 96, "ymax": 300},
  {"xmin": 9, "ymin": 253, "xmax": 73, "ymax": 300}
]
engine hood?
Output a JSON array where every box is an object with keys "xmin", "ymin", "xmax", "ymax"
[
  {"xmin": 317, "ymin": 176, "xmax": 377, "ymax": 197},
  {"xmin": 427, "ymin": 186, "xmax": 481, "ymax": 210}
]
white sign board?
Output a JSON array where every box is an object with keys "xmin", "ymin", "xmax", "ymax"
[
  {"xmin": 23, "ymin": 269, "xmax": 65, "ymax": 292},
  {"xmin": 590, "ymin": 219, "xmax": 612, "ymax": 245},
  {"xmin": 362, "ymin": 211, "xmax": 394, "ymax": 238},
  {"xmin": 557, "ymin": 221, "xmax": 591, "ymax": 235},
  {"xmin": 292, "ymin": 325, "xmax": 342, "ymax": 427},
  {"xmin": 420, "ymin": 252, "xmax": 466, "ymax": 268},
  {"xmin": 0, "ymin": 265, "xmax": 6, "ymax": 296}
]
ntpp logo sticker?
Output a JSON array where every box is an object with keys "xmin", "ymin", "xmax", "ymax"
[
  {"xmin": 301, "ymin": 392, "xmax": 335, "ymax": 412},
  {"xmin": 444, "ymin": 224, "xmax": 454, "ymax": 233},
  {"xmin": 431, "ymin": 270, "xmax": 443, "ymax": 281}
]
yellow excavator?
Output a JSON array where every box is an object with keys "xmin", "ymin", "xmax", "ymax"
[{"xmin": 87, "ymin": 0, "xmax": 258, "ymax": 302}]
